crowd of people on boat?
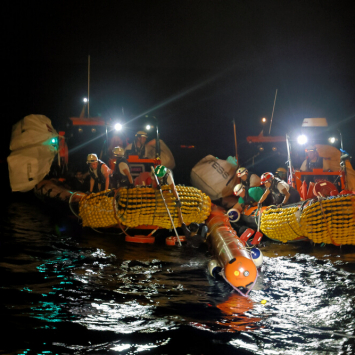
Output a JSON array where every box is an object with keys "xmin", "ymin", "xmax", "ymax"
[
  {"xmin": 224, "ymin": 144, "xmax": 331, "ymax": 236},
  {"xmin": 67, "ymin": 130, "xmax": 149, "ymax": 193},
  {"xmin": 65, "ymin": 137, "xmax": 330, "ymax": 239}
]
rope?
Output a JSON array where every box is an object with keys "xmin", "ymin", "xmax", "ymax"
[
  {"xmin": 68, "ymin": 191, "xmax": 83, "ymax": 219},
  {"xmin": 77, "ymin": 186, "xmax": 211, "ymax": 230},
  {"xmin": 260, "ymin": 194, "xmax": 355, "ymax": 245},
  {"xmin": 318, "ymin": 197, "xmax": 335, "ymax": 244}
]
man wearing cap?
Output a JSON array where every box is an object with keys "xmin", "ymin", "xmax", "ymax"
[
  {"xmin": 124, "ymin": 130, "xmax": 148, "ymax": 159},
  {"xmin": 236, "ymin": 167, "xmax": 261, "ymax": 188},
  {"xmin": 300, "ymin": 145, "xmax": 325, "ymax": 184},
  {"xmin": 86, "ymin": 154, "xmax": 112, "ymax": 193},
  {"xmin": 275, "ymin": 167, "xmax": 287, "ymax": 181},
  {"xmin": 300, "ymin": 145, "xmax": 323, "ymax": 172}
]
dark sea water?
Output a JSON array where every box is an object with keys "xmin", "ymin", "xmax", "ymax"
[{"xmin": 1, "ymin": 193, "xmax": 355, "ymax": 355}]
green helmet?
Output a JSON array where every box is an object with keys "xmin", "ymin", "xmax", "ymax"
[{"xmin": 155, "ymin": 165, "xmax": 167, "ymax": 178}]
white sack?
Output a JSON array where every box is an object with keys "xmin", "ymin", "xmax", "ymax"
[
  {"xmin": 145, "ymin": 139, "xmax": 175, "ymax": 170},
  {"xmin": 190, "ymin": 155, "xmax": 239, "ymax": 200},
  {"xmin": 8, "ymin": 145, "xmax": 58, "ymax": 192},
  {"xmin": 10, "ymin": 114, "xmax": 58, "ymax": 151}
]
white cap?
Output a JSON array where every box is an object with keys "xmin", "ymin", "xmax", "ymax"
[
  {"xmin": 87, "ymin": 153, "xmax": 98, "ymax": 163},
  {"xmin": 233, "ymin": 183, "xmax": 244, "ymax": 196}
]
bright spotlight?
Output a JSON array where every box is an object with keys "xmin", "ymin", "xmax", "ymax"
[
  {"xmin": 328, "ymin": 137, "xmax": 336, "ymax": 144},
  {"xmin": 145, "ymin": 124, "xmax": 153, "ymax": 131},
  {"xmin": 261, "ymin": 117, "xmax": 267, "ymax": 123},
  {"xmin": 297, "ymin": 135, "xmax": 308, "ymax": 145},
  {"xmin": 83, "ymin": 98, "xmax": 88, "ymax": 103},
  {"xmin": 114, "ymin": 123, "xmax": 122, "ymax": 131}
]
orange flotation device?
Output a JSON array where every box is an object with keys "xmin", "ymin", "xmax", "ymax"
[{"xmin": 206, "ymin": 204, "xmax": 258, "ymax": 291}]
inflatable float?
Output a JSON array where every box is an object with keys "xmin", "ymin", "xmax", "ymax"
[{"xmin": 205, "ymin": 204, "xmax": 263, "ymax": 296}]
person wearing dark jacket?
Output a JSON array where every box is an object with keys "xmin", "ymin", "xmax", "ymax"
[
  {"xmin": 236, "ymin": 167, "xmax": 261, "ymax": 188},
  {"xmin": 258, "ymin": 172, "xmax": 300, "ymax": 207},
  {"xmin": 111, "ymin": 146, "xmax": 134, "ymax": 188},
  {"xmin": 71, "ymin": 170, "xmax": 90, "ymax": 192},
  {"xmin": 124, "ymin": 131, "xmax": 148, "ymax": 159}
]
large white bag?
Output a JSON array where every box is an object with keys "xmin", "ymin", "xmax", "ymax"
[
  {"xmin": 145, "ymin": 139, "xmax": 175, "ymax": 170},
  {"xmin": 8, "ymin": 115, "xmax": 59, "ymax": 192},
  {"xmin": 10, "ymin": 114, "xmax": 58, "ymax": 150},
  {"xmin": 190, "ymin": 155, "xmax": 239, "ymax": 200}
]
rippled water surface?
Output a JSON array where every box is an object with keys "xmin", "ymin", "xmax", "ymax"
[{"xmin": 1, "ymin": 194, "xmax": 355, "ymax": 354}]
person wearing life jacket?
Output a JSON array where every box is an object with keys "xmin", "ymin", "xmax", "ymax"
[
  {"xmin": 300, "ymin": 145, "xmax": 324, "ymax": 172},
  {"xmin": 236, "ymin": 167, "xmax": 261, "ymax": 188},
  {"xmin": 299, "ymin": 145, "xmax": 326, "ymax": 184},
  {"xmin": 87, "ymin": 154, "xmax": 112, "ymax": 193},
  {"xmin": 233, "ymin": 183, "xmax": 266, "ymax": 213},
  {"xmin": 111, "ymin": 146, "xmax": 134, "ymax": 189},
  {"xmin": 124, "ymin": 130, "xmax": 148, "ymax": 159},
  {"xmin": 258, "ymin": 172, "xmax": 300, "ymax": 207},
  {"xmin": 275, "ymin": 167, "xmax": 287, "ymax": 181},
  {"xmin": 229, "ymin": 183, "xmax": 266, "ymax": 235},
  {"xmin": 153, "ymin": 165, "xmax": 191, "ymax": 238}
]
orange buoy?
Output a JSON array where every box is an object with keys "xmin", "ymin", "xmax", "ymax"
[
  {"xmin": 125, "ymin": 235, "xmax": 155, "ymax": 243},
  {"xmin": 206, "ymin": 205, "xmax": 257, "ymax": 289}
]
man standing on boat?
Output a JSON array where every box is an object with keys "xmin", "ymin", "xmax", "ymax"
[
  {"xmin": 299, "ymin": 145, "xmax": 326, "ymax": 184},
  {"xmin": 124, "ymin": 131, "xmax": 148, "ymax": 159},
  {"xmin": 152, "ymin": 165, "xmax": 191, "ymax": 238},
  {"xmin": 275, "ymin": 167, "xmax": 287, "ymax": 181},
  {"xmin": 111, "ymin": 146, "xmax": 134, "ymax": 189},
  {"xmin": 87, "ymin": 154, "xmax": 112, "ymax": 193},
  {"xmin": 300, "ymin": 145, "xmax": 324, "ymax": 172}
]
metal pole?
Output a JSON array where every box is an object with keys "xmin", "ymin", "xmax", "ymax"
[
  {"xmin": 268, "ymin": 89, "xmax": 278, "ymax": 135},
  {"xmin": 151, "ymin": 167, "xmax": 182, "ymax": 246},
  {"xmin": 155, "ymin": 117, "xmax": 161, "ymax": 159},
  {"xmin": 286, "ymin": 134, "xmax": 295, "ymax": 187},
  {"xmin": 232, "ymin": 119, "xmax": 238, "ymax": 164},
  {"xmin": 338, "ymin": 129, "xmax": 344, "ymax": 151}
]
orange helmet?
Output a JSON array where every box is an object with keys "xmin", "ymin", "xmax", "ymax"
[{"xmin": 260, "ymin": 172, "xmax": 274, "ymax": 185}]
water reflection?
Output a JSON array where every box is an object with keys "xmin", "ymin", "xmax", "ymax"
[{"xmin": 1, "ymin": 197, "xmax": 355, "ymax": 354}]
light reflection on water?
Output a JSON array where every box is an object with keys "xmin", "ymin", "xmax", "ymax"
[{"xmin": 1, "ymin": 198, "xmax": 355, "ymax": 354}]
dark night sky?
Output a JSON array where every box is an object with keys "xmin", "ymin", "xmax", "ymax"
[{"xmin": 4, "ymin": 1, "xmax": 355, "ymax": 180}]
